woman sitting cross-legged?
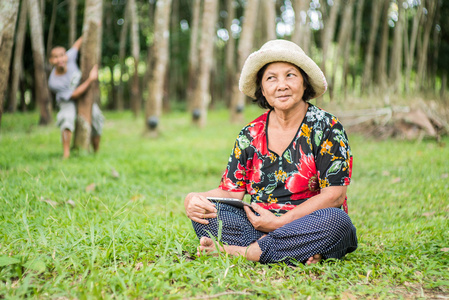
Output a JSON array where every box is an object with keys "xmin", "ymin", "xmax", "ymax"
[{"xmin": 184, "ymin": 39, "xmax": 358, "ymax": 265}]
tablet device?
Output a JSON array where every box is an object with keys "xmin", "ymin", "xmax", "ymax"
[{"xmin": 207, "ymin": 197, "xmax": 251, "ymax": 209}]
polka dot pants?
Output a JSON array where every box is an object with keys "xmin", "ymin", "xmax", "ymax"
[{"xmin": 192, "ymin": 203, "xmax": 358, "ymax": 264}]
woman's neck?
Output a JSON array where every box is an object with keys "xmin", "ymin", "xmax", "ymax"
[{"xmin": 271, "ymin": 101, "xmax": 309, "ymax": 130}]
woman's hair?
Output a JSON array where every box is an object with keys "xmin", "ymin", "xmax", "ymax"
[{"xmin": 253, "ymin": 63, "xmax": 316, "ymax": 110}]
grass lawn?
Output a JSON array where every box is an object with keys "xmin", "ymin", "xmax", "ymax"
[{"xmin": 1, "ymin": 106, "xmax": 448, "ymax": 299}]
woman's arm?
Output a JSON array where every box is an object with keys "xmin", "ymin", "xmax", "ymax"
[
  {"xmin": 244, "ymin": 185, "xmax": 347, "ymax": 232},
  {"xmin": 184, "ymin": 188, "xmax": 245, "ymax": 225}
]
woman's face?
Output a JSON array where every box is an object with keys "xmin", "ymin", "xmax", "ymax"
[{"xmin": 261, "ymin": 62, "xmax": 306, "ymax": 112}]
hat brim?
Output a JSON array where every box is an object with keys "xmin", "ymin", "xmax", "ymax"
[{"xmin": 239, "ymin": 41, "xmax": 327, "ymax": 99}]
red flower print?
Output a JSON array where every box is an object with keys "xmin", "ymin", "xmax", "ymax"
[
  {"xmin": 348, "ymin": 156, "xmax": 353, "ymax": 178},
  {"xmin": 233, "ymin": 162, "xmax": 246, "ymax": 181},
  {"xmin": 257, "ymin": 202, "xmax": 296, "ymax": 211},
  {"xmin": 246, "ymin": 154, "xmax": 263, "ymax": 183},
  {"xmin": 219, "ymin": 168, "xmax": 244, "ymax": 191},
  {"xmin": 285, "ymin": 146, "xmax": 319, "ymax": 198},
  {"xmin": 248, "ymin": 119, "xmax": 268, "ymax": 155}
]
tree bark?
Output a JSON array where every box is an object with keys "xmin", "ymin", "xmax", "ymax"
[
  {"xmin": 263, "ymin": 0, "xmax": 276, "ymax": 41},
  {"xmin": 330, "ymin": 0, "xmax": 354, "ymax": 98},
  {"xmin": 167, "ymin": 0, "xmax": 179, "ymax": 111},
  {"xmin": 389, "ymin": 0, "xmax": 404, "ymax": 93},
  {"xmin": 74, "ymin": 0, "xmax": 103, "ymax": 150},
  {"xmin": 351, "ymin": 0, "xmax": 364, "ymax": 89},
  {"xmin": 46, "ymin": 0, "xmax": 57, "ymax": 58},
  {"xmin": 9, "ymin": 0, "xmax": 28, "ymax": 113},
  {"xmin": 430, "ymin": 0, "xmax": 441, "ymax": 92},
  {"xmin": 186, "ymin": 0, "xmax": 201, "ymax": 112},
  {"xmin": 117, "ymin": 1, "xmax": 130, "ymax": 111},
  {"xmin": 376, "ymin": 0, "xmax": 390, "ymax": 91},
  {"xmin": 69, "ymin": 0, "xmax": 78, "ymax": 46},
  {"xmin": 416, "ymin": 0, "xmax": 436, "ymax": 92},
  {"xmin": 191, "ymin": 0, "xmax": 219, "ymax": 127},
  {"xmin": 404, "ymin": 3, "xmax": 422, "ymax": 93},
  {"xmin": 292, "ymin": 0, "xmax": 311, "ymax": 54},
  {"xmin": 320, "ymin": 0, "xmax": 340, "ymax": 80},
  {"xmin": 129, "ymin": 0, "xmax": 141, "ymax": 116},
  {"xmin": 230, "ymin": 0, "xmax": 259, "ymax": 123},
  {"xmin": 0, "ymin": 0, "xmax": 20, "ymax": 125},
  {"xmin": 224, "ymin": 0, "xmax": 237, "ymax": 106},
  {"xmin": 361, "ymin": 1, "xmax": 381, "ymax": 94},
  {"xmin": 145, "ymin": 0, "xmax": 172, "ymax": 135},
  {"xmin": 27, "ymin": 0, "xmax": 53, "ymax": 125}
]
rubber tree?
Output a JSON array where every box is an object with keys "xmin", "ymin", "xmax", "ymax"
[
  {"xmin": 73, "ymin": 0, "xmax": 103, "ymax": 151},
  {"xmin": 145, "ymin": 0, "xmax": 172, "ymax": 136},
  {"xmin": 0, "ymin": 0, "xmax": 20, "ymax": 120}
]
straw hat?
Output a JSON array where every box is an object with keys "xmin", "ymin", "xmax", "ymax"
[{"xmin": 239, "ymin": 39, "xmax": 327, "ymax": 99}]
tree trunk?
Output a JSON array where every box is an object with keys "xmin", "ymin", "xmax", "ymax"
[
  {"xmin": 416, "ymin": 0, "xmax": 436, "ymax": 92},
  {"xmin": 320, "ymin": 0, "xmax": 340, "ymax": 82},
  {"xmin": 230, "ymin": 0, "xmax": 259, "ymax": 123},
  {"xmin": 389, "ymin": 0, "xmax": 404, "ymax": 93},
  {"xmin": 129, "ymin": 0, "xmax": 141, "ymax": 116},
  {"xmin": 430, "ymin": 0, "xmax": 441, "ymax": 92},
  {"xmin": 376, "ymin": 0, "xmax": 390, "ymax": 91},
  {"xmin": 74, "ymin": 0, "xmax": 102, "ymax": 151},
  {"xmin": 404, "ymin": 2, "xmax": 422, "ymax": 93},
  {"xmin": 69, "ymin": 0, "xmax": 78, "ymax": 46},
  {"xmin": 186, "ymin": 0, "xmax": 201, "ymax": 112},
  {"xmin": 117, "ymin": 1, "xmax": 130, "ymax": 111},
  {"xmin": 144, "ymin": 0, "xmax": 172, "ymax": 135},
  {"xmin": 27, "ymin": 0, "xmax": 53, "ymax": 125},
  {"xmin": 191, "ymin": 0, "xmax": 218, "ymax": 127},
  {"xmin": 224, "ymin": 0, "xmax": 237, "ymax": 106},
  {"xmin": 0, "ymin": 0, "xmax": 20, "ymax": 126},
  {"xmin": 46, "ymin": 0, "xmax": 57, "ymax": 58},
  {"xmin": 292, "ymin": 0, "xmax": 311, "ymax": 54},
  {"xmin": 9, "ymin": 0, "xmax": 28, "ymax": 113},
  {"xmin": 361, "ymin": 1, "xmax": 381, "ymax": 94},
  {"xmin": 351, "ymin": 0, "xmax": 364, "ymax": 90},
  {"xmin": 263, "ymin": 0, "xmax": 276, "ymax": 41},
  {"xmin": 329, "ymin": 0, "xmax": 354, "ymax": 98},
  {"xmin": 167, "ymin": 0, "xmax": 179, "ymax": 110}
]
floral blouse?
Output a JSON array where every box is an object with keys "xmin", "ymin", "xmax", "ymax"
[{"xmin": 219, "ymin": 104, "xmax": 352, "ymax": 215}]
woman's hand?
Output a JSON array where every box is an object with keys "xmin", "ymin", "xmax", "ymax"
[
  {"xmin": 244, "ymin": 203, "xmax": 283, "ymax": 232},
  {"xmin": 184, "ymin": 193, "xmax": 217, "ymax": 225}
]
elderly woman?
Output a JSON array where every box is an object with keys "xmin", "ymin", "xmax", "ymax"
[{"xmin": 184, "ymin": 40, "xmax": 357, "ymax": 265}]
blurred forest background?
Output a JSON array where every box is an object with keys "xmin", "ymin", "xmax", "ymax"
[{"xmin": 0, "ymin": 0, "xmax": 448, "ymax": 137}]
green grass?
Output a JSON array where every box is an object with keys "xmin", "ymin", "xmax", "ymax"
[{"xmin": 1, "ymin": 106, "xmax": 448, "ymax": 299}]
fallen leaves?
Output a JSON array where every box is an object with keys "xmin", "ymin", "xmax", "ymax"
[
  {"xmin": 111, "ymin": 168, "xmax": 120, "ymax": 179},
  {"xmin": 130, "ymin": 194, "xmax": 144, "ymax": 202},
  {"xmin": 38, "ymin": 197, "xmax": 76, "ymax": 208},
  {"xmin": 392, "ymin": 177, "xmax": 401, "ymax": 184},
  {"xmin": 38, "ymin": 197, "xmax": 58, "ymax": 208},
  {"xmin": 422, "ymin": 211, "xmax": 436, "ymax": 217},
  {"xmin": 381, "ymin": 171, "xmax": 401, "ymax": 183},
  {"xmin": 85, "ymin": 183, "xmax": 96, "ymax": 192}
]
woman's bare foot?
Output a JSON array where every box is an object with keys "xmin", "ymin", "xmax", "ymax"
[
  {"xmin": 196, "ymin": 236, "xmax": 262, "ymax": 262},
  {"xmin": 306, "ymin": 254, "xmax": 322, "ymax": 265},
  {"xmin": 197, "ymin": 237, "xmax": 222, "ymax": 256}
]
